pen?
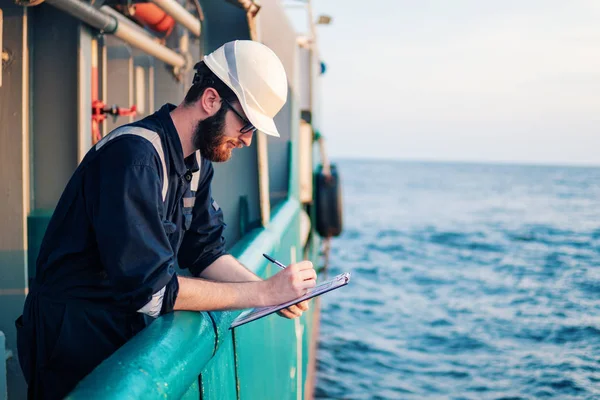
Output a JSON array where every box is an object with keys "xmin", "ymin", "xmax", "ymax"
[{"xmin": 262, "ymin": 253, "xmax": 287, "ymax": 270}]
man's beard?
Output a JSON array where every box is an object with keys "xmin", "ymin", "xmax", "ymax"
[{"xmin": 192, "ymin": 106, "xmax": 233, "ymax": 162}]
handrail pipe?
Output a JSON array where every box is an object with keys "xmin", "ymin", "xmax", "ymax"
[{"xmin": 44, "ymin": 0, "xmax": 187, "ymax": 69}]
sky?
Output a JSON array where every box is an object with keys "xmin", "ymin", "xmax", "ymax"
[{"xmin": 299, "ymin": 0, "xmax": 600, "ymax": 165}]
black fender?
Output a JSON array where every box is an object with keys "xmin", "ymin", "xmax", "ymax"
[{"xmin": 315, "ymin": 164, "xmax": 343, "ymax": 237}]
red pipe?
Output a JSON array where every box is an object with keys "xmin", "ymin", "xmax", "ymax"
[
  {"xmin": 91, "ymin": 39, "xmax": 138, "ymax": 144},
  {"xmin": 92, "ymin": 40, "xmax": 102, "ymax": 144}
]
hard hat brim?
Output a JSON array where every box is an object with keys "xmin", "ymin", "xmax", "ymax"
[{"xmin": 243, "ymin": 103, "xmax": 281, "ymax": 138}]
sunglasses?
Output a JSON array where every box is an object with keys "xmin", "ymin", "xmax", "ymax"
[{"xmin": 221, "ymin": 98, "xmax": 256, "ymax": 134}]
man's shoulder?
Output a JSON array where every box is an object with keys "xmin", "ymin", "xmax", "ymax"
[{"xmin": 95, "ymin": 125, "xmax": 164, "ymax": 169}]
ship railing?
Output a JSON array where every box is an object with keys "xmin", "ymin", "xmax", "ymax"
[{"xmin": 65, "ymin": 198, "xmax": 301, "ymax": 399}]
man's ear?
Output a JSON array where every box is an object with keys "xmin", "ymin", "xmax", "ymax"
[{"xmin": 200, "ymin": 87, "xmax": 221, "ymax": 116}]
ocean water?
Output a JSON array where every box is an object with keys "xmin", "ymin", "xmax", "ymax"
[{"xmin": 314, "ymin": 160, "xmax": 600, "ymax": 400}]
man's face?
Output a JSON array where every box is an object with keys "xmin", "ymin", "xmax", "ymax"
[{"xmin": 192, "ymin": 99, "xmax": 255, "ymax": 162}]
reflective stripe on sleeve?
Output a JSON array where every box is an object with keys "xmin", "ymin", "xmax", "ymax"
[{"xmin": 137, "ymin": 286, "xmax": 166, "ymax": 318}]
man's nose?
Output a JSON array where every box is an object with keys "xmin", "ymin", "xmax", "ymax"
[{"xmin": 240, "ymin": 131, "xmax": 253, "ymax": 147}]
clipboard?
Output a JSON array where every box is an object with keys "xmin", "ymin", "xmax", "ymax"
[{"xmin": 230, "ymin": 272, "xmax": 351, "ymax": 329}]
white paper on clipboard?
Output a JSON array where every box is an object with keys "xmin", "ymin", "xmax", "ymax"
[{"xmin": 230, "ymin": 272, "xmax": 351, "ymax": 329}]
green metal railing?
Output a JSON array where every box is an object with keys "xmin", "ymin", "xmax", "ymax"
[{"xmin": 66, "ymin": 198, "xmax": 313, "ymax": 399}]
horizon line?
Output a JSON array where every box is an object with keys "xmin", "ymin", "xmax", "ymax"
[{"xmin": 329, "ymin": 156, "xmax": 600, "ymax": 169}]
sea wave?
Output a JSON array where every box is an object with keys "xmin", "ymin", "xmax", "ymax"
[{"xmin": 315, "ymin": 160, "xmax": 600, "ymax": 400}]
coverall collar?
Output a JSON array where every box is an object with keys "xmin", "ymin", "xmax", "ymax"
[{"xmin": 158, "ymin": 103, "xmax": 200, "ymax": 177}]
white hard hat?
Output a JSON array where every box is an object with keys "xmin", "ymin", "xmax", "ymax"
[{"xmin": 204, "ymin": 40, "xmax": 288, "ymax": 137}]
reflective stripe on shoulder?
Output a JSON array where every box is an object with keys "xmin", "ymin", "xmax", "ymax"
[{"xmin": 96, "ymin": 127, "xmax": 169, "ymax": 202}]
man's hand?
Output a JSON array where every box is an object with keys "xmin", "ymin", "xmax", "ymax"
[
  {"xmin": 174, "ymin": 258, "xmax": 316, "ymax": 313},
  {"xmin": 278, "ymin": 300, "xmax": 310, "ymax": 319},
  {"xmin": 263, "ymin": 261, "xmax": 316, "ymax": 305}
]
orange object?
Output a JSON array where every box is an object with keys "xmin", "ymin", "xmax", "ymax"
[
  {"xmin": 92, "ymin": 100, "xmax": 103, "ymax": 145},
  {"xmin": 92, "ymin": 40, "xmax": 102, "ymax": 144},
  {"xmin": 133, "ymin": 3, "xmax": 176, "ymax": 36},
  {"xmin": 91, "ymin": 40, "xmax": 138, "ymax": 144},
  {"xmin": 92, "ymin": 100, "xmax": 138, "ymax": 144}
]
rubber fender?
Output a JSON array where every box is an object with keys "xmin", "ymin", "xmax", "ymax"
[
  {"xmin": 315, "ymin": 164, "xmax": 343, "ymax": 237},
  {"xmin": 133, "ymin": 3, "xmax": 176, "ymax": 36}
]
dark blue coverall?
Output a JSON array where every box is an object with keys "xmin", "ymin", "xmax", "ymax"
[{"xmin": 16, "ymin": 104, "xmax": 227, "ymax": 399}]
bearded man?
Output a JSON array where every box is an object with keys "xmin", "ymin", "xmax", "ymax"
[{"xmin": 16, "ymin": 40, "xmax": 315, "ymax": 400}]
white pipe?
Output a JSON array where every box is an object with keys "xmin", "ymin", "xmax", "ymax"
[
  {"xmin": 44, "ymin": 0, "xmax": 187, "ymax": 68},
  {"xmin": 45, "ymin": 0, "xmax": 117, "ymax": 32},
  {"xmin": 150, "ymin": 0, "xmax": 201, "ymax": 37},
  {"xmin": 114, "ymin": 23, "xmax": 186, "ymax": 68},
  {"xmin": 101, "ymin": 5, "xmax": 156, "ymax": 39},
  {"xmin": 100, "ymin": 6, "xmax": 186, "ymax": 68}
]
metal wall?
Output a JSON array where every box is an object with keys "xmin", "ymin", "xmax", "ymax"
[
  {"xmin": 232, "ymin": 208, "xmax": 314, "ymax": 400},
  {"xmin": 105, "ymin": 37, "xmax": 135, "ymax": 133},
  {"xmin": 30, "ymin": 5, "xmax": 81, "ymax": 211},
  {"xmin": 298, "ymin": 47, "xmax": 311, "ymax": 111},
  {"xmin": 198, "ymin": 0, "xmax": 261, "ymax": 248},
  {"xmin": 0, "ymin": 5, "xmax": 29, "ymax": 399},
  {"xmin": 153, "ymin": 26, "xmax": 194, "ymax": 106},
  {"xmin": 27, "ymin": 6, "xmax": 92, "ymax": 285},
  {"xmin": 269, "ymin": 88, "xmax": 293, "ymax": 206},
  {"xmin": 133, "ymin": 52, "xmax": 155, "ymax": 119},
  {"xmin": 258, "ymin": 0, "xmax": 301, "ymax": 207}
]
